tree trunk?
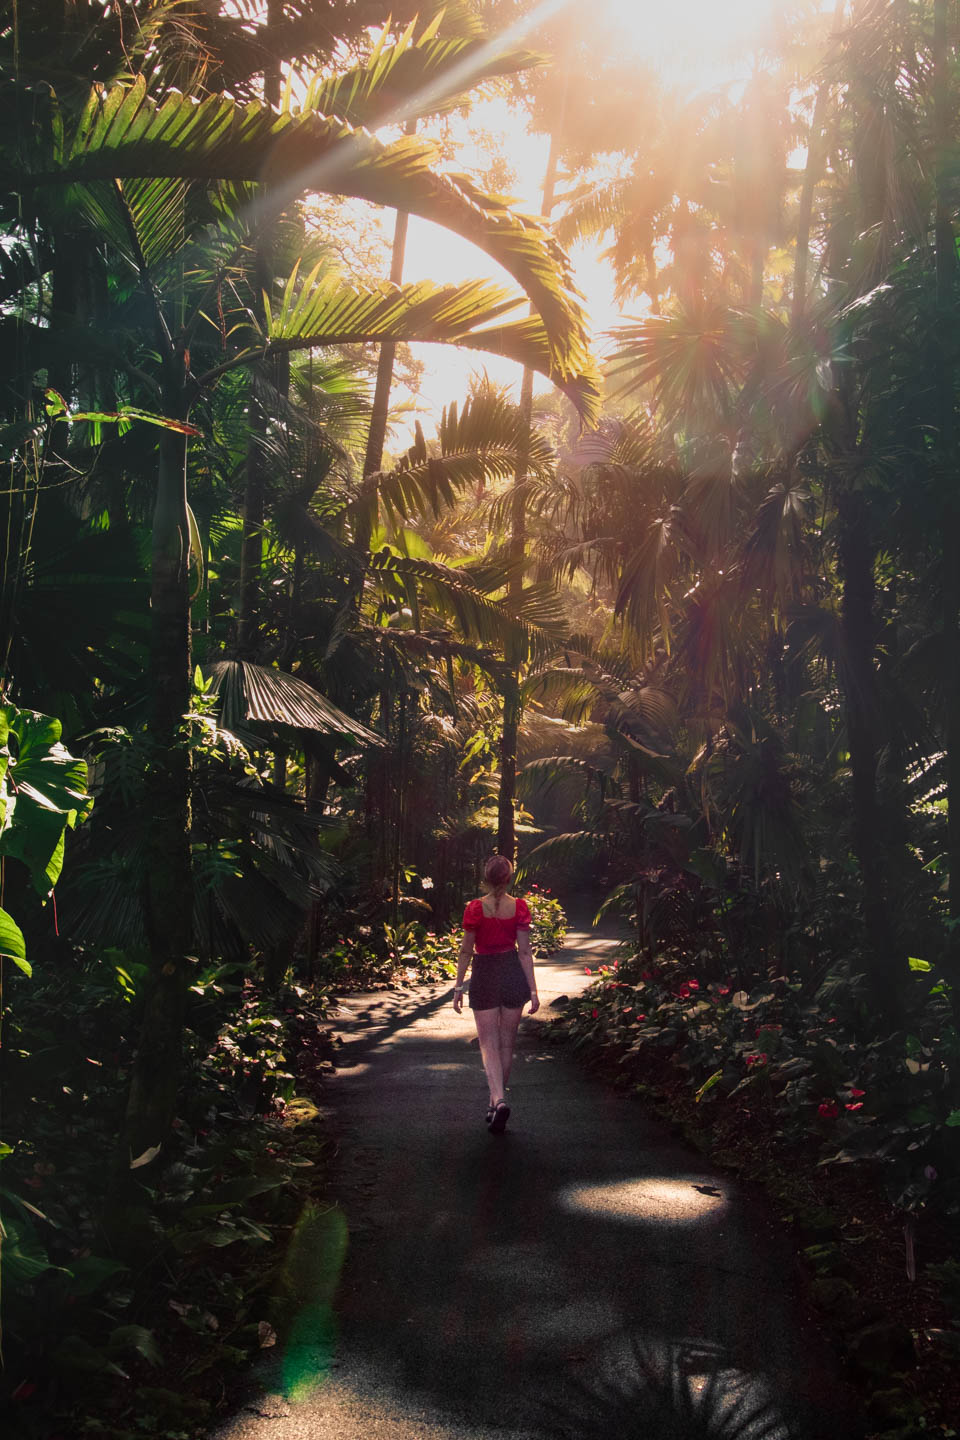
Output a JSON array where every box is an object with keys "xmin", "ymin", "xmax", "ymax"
[
  {"xmin": 835, "ymin": 488, "xmax": 899, "ymax": 1016},
  {"xmin": 792, "ymin": 0, "xmax": 846, "ymax": 322},
  {"xmin": 934, "ymin": 0, "xmax": 960, "ymax": 1002},
  {"xmin": 362, "ymin": 120, "xmax": 417, "ymax": 482},
  {"xmin": 237, "ymin": 0, "xmax": 285, "ymax": 657},
  {"xmin": 496, "ymin": 124, "xmax": 564, "ymax": 860},
  {"xmin": 124, "ymin": 368, "xmax": 193, "ymax": 1159}
]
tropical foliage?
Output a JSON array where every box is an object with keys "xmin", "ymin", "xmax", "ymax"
[{"xmin": 5, "ymin": 0, "xmax": 960, "ymax": 1433}]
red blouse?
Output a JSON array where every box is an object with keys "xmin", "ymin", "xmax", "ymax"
[{"xmin": 462, "ymin": 896, "xmax": 531, "ymax": 954}]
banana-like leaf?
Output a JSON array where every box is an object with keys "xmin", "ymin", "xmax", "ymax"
[
  {"xmin": 10, "ymin": 77, "xmax": 594, "ymax": 402},
  {"xmin": 205, "ymin": 660, "xmax": 383, "ymax": 744}
]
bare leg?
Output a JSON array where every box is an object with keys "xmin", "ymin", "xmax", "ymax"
[
  {"xmin": 474, "ymin": 1007, "xmax": 505, "ymax": 1105},
  {"xmin": 498, "ymin": 1006, "xmax": 524, "ymax": 1093}
]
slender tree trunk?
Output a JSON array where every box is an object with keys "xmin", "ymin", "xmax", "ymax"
[
  {"xmin": 363, "ymin": 149, "xmax": 414, "ymax": 481},
  {"xmin": 124, "ymin": 365, "xmax": 193, "ymax": 1158},
  {"xmin": 792, "ymin": 0, "xmax": 846, "ymax": 322},
  {"xmin": 934, "ymin": 0, "xmax": 960, "ymax": 1001},
  {"xmin": 391, "ymin": 691, "xmax": 408, "ymax": 924},
  {"xmin": 237, "ymin": 0, "xmax": 284, "ymax": 657},
  {"xmin": 836, "ymin": 488, "xmax": 898, "ymax": 1015},
  {"xmin": 496, "ymin": 125, "xmax": 564, "ymax": 860}
]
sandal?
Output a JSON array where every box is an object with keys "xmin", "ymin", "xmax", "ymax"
[
  {"xmin": 489, "ymin": 1100, "xmax": 510, "ymax": 1135},
  {"xmin": 485, "ymin": 1104, "xmax": 496, "ymax": 1126}
]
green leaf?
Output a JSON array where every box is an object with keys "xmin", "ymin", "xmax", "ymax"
[
  {"xmin": 12, "ymin": 78, "xmax": 598, "ymax": 414},
  {"xmin": 0, "ymin": 707, "xmax": 92, "ymax": 894},
  {"xmin": 109, "ymin": 1324, "xmax": 162, "ymax": 1367},
  {"xmin": 0, "ymin": 905, "xmax": 29, "ymax": 975},
  {"xmin": 0, "ymin": 1214, "xmax": 54, "ymax": 1284},
  {"xmin": 946, "ymin": 1111, "xmax": 960, "ymax": 1128},
  {"xmin": 694, "ymin": 1067, "xmax": 723, "ymax": 1103},
  {"xmin": 908, "ymin": 957, "xmax": 932, "ymax": 972},
  {"xmin": 67, "ymin": 1255, "xmax": 130, "ymax": 1297}
]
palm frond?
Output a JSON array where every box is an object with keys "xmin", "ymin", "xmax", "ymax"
[
  {"xmin": 290, "ymin": 23, "xmax": 540, "ymax": 128},
  {"xmin": 205, "ymin": 660, "xmax": 383, "ymax": 744},
  {"xmin": 14, "ymin": 77, "xmax": 595, "ymax": 404}
]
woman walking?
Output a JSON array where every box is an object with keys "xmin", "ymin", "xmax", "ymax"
[{"xmin": 453, "ymin": 855, "xmax": 539, "ymax": 1133}]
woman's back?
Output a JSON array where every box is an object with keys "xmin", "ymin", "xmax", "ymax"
[{"xmin": 463, "ymin": 893, "xmax": 530, "ymax": 954}]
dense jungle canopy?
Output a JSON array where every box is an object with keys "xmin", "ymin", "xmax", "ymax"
[{"xmin": 4, "ymin": 1, "xmax": 960, "ymax": 1434}]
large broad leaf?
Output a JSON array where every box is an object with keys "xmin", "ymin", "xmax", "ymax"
[
  {"xmin": 0, "ymin": 904, "xmax": 29, "ymax": 975},
  {"xmin": 0, "ymin": 708, "xmax": 93, "ymax": 894},
  {"xmin": 205, "ymin": 661, "xmax": 383, "ymax": 744},
  {"xmin": 6, "ymin": 77, "xmax": 595, "ymax": 407}
]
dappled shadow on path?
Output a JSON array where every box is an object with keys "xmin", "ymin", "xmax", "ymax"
[
  {"xmin": 215, "ymin": 942, "xmax": 862, "ymax": 1440},
  {"xmin": 309, "ymin": 1025, "xmax": 863, "ymax": 1440},
  {"xmin": 534, "ymin": 1333, "xmax": 791, "ymax": 1440}
]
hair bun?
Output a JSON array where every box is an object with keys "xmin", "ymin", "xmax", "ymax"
[{"xmin": 483, "ymin": 854, "xmax": 513, "ymax": 888}]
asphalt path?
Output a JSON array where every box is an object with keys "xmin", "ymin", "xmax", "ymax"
[{"xmin": 214, "ymin": 929, "xmax": 864, "ymax": 1440}]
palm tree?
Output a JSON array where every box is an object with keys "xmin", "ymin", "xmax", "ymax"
[{"xmin": 0, "ymin": 21, "xmax": 599, "ymax": 1152}]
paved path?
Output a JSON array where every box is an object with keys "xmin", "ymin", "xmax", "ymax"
[{"xmin": 215, "ymin": 930, "xmax": 863, "ymax": 1440}]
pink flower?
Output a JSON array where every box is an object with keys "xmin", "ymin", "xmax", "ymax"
[
  {"xmin": 827, "ymin": 1017, "xmax": 837, "ymax": 1025},
  {"xmin": 844, "ymin": 1102, "xmax": 863, "ymax": 1112},
  {"xmin": 818, "ymin": 1099, "xmax": 839, "ymax": 1119},
  {"xmin": 613, "ymin": 960, "xmax": 619, "ymax": 969},
  {"xmin": 623, "ymin": 1008, "xmax": 632, "ymax": 1016},
  {"xmin": 584, "ymin": 966, "xmax": 592, "ymax": 974}
]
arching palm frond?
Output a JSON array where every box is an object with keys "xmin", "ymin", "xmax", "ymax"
[
  {"xmin": 290, "ymin": 18, "xmax": 540, "ymax": 129},
  {"xmin": 197, "ymin": 269, "xmax": 598, "ymax": 418},
  {"xmin": 8, "ymin": 77, "xmax": 596, "ymax": 407}
]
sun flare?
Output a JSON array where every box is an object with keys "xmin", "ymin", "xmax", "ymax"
[{"xmin": 605, "ymin": 0, "xmax": 787, "ymax": 84}]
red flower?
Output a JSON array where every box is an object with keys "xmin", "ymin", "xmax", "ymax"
[
  {"xmin": 687, "ymin": 979, "xmax": 700, "ymax": 991},
  {"xmin": 818, "ymin": 1099, "xmax": 839, "ymax": 1119},
  {"xmin": 745, "ymin": 1052, "xmax": 768, "ymax": 1068},
  {"xmin": 844, "ymin": 1102, "xmax": 863, "ymax": 1112},
  {"xmin": 637, "ymin": 1014, "xmax": 647, "ymax": 1021},
  {"xmin": 849, "ymin": 1086, "xmax": 865, "ymax": 1097},
  {"xmin": 584, "ymin": 966, "xmax": 592, "ymax": 975},
  {"xmin": 591, "ymin": 1008, "xmax": 598, "ymax": 1019},
  {"xmin": 716, "ymin": 984, "xmax": 731, "ymax": 995},
  {"xmin": 613, "ymin": 960, "xmax": 619, "ymax": 969},
  {"xmin": 757, "ymin": 1023, "xmax": 782, "ymax": 1033},
  {"xmin": 827, "ymin": 1017, "xmax": 837, "ymax": 1025},
  {"xmin": 676, "ymin": 983, "xmax": 691, "ymax": 998}
]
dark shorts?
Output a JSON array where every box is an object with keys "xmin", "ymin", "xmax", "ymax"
[{"xmin": 468, "ymin": 948, "xmax": 531, "ymax": 1011}]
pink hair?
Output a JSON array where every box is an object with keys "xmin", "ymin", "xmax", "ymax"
[{"xmin": 483, "ymin": 854, "xmax": 513, "ymax": 893}]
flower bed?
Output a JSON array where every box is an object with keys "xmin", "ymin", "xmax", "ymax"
[{"xmin": 553, "ymin": 948, "xmax": 960, "ymax": 1437}]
